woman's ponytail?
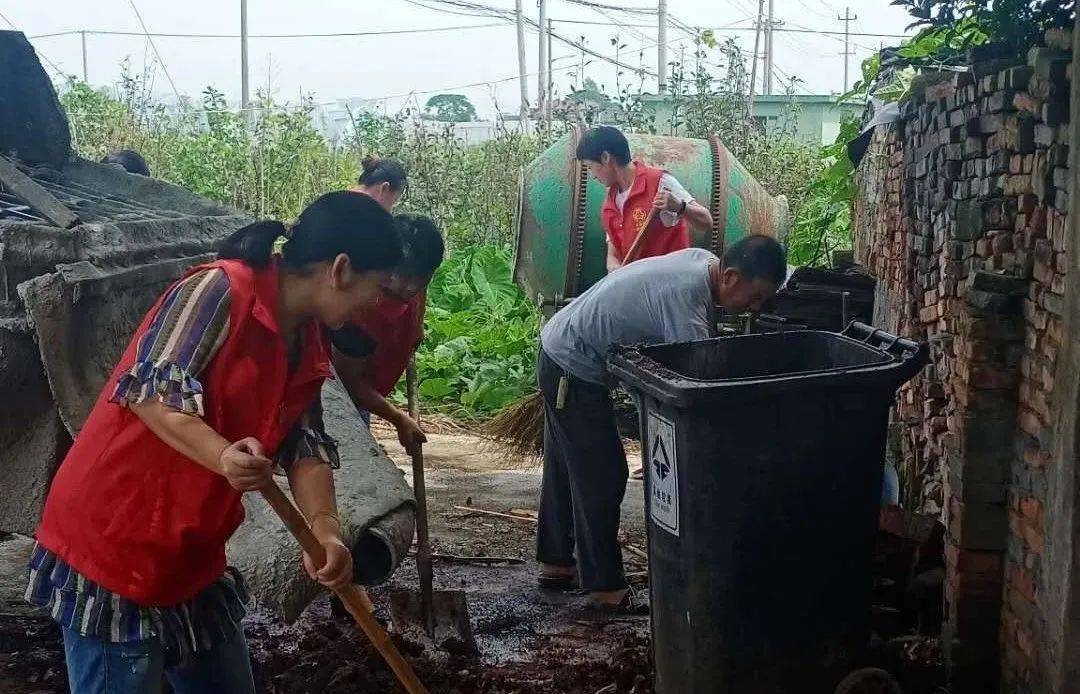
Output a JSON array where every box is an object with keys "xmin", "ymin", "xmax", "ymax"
[
  {"xmin": 217, "ymin": 220, "xmax": 288, "ymax": 268},
  {"xmin": 217, "ymin": 192, "xmax": 401, "ymax": 273}
]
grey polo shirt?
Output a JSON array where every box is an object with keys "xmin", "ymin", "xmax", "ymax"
[{"xmin": 540, "ymin": 247, "xmax": 717, "ymax": 385}]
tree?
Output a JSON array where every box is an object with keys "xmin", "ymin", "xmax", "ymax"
[{"xmin": 424, "ymin": 94, "xmax": 477, "ymax": 123}]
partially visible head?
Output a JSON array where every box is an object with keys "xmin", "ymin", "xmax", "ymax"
[
  {"xmin": 575, "ymin": 125, "xmax": 631, "ymax": 187},
  {"xmin": 382, "ymin": 213, "xmax": 445, "ymax": 304},
  {"xmin": 355, "ymin": 155, "xmax": 408, "ymax": 211},
  {"xmin": 218, "ymin": 191, "xmax": 403, "ymax": 329},
  {"xmin": 711, "ymin": 235, "xmax": 787, "ymax": 313},
  {"xmin": 102, "ymin": 149, "xmax": 150, "ymax": 176}
]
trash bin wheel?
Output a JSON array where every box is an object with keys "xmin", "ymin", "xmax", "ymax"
[{"xmin": 833, "ymin": 667, "xmax": 902, "ymax": 694}]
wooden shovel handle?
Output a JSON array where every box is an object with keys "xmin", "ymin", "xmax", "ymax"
[
  {"xmin": 622, "ymin": 206, "xmax": 659, "ymax": 266},
  {"xmin": 259, "ymin": 483, "xmax": 429, "ymax": 694}
]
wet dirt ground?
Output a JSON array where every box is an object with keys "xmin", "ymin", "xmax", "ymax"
[
  {"xmin": 0, "ymin": 420, "xmax": 946, "ymax": 693},
  {"xmin": 0, "ymin": 423, "xmax": 654, "ymax": 694}
]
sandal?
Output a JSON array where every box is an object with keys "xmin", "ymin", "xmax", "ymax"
[{"xmin": 585, "ymin": 588, "xmax": 650, "ymax": 615}]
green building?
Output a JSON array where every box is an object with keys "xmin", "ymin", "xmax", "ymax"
[{"xmin": 639, "ymin": 93, "xmax": 863, "ymax": 145}]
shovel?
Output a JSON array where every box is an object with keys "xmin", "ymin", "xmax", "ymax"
[
  {"xmin": 258, "ymin": 483, "xmax": 428, "ymax": 693},
  {"xmin": 388, "ymin": 357, "xmax": 477, "ymax": 656}
]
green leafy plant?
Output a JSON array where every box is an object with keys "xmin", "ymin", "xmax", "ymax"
[
  {"xmin": 403, "ymin": 245, "xmax": 540, "ymax": 418},
  {"xmin": 894, "ymin": 0, "xmax": 1072, "ymax": 53},
  {"xmin": 785, "ymin": 118, "xmax": 861, "ymax": 266}
]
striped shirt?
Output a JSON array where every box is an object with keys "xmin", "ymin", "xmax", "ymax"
[{"xmin": 26, "ymin": 267, "xmax": 338, "ymax": 664}]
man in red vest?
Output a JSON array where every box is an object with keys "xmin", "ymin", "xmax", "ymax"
[{"xmin": 576, "ymin": 126, "xmax": 714, "ymax": 272}]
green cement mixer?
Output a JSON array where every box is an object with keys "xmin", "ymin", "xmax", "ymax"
[{"xmin": 513, "ymin": 128, "xmax": 790, "ymax": 310}]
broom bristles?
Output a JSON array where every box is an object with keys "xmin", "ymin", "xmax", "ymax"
[{"xmin": 480, "ymin": 390, "xmax": 545, "ymax": 461}]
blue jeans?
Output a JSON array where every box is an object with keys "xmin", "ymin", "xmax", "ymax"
[{"xmin": 62, "ymin": 624, "xmax": 256, "ymax": 694}]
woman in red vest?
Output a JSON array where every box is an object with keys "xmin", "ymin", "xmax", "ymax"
[
  {"xmin": 350, "ymin": 155, "xmax": 408, "ymax": 211},
  {"xmin": 330, "ymin": 213, "xmax": 445, "ymax": 455},
  {"xmin": 575, "ymin": 126, "xmax": 714, "ymax": 272},
  {"xmin": 26, "ymin": 192, "xmax": 402, "ymax": 693}
]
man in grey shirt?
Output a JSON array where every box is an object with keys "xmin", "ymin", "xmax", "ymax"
[{"xmin": 536, "ymin": 235, "xmax": 786, "ymax": 613}]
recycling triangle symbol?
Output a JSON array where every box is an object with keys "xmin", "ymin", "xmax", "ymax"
[{"xmin": 652, "ymin": 434, "xmax": 671, "ymax": 481}]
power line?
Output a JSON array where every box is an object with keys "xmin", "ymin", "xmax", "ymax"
[
  {"xmin": 125, "ymin": 0, "xmax": 184, "ymax": 108},
  {"xmin": 28, "ymin": 22, "xmax": 909, "ymax": 41},
  {"xmin": 31, "ymin": 23, "xmax": 509, "ymax": 40},
  {"xmin": 402, "ymin": 0, "xmax": 660, "ymax": 77},
  {"xmin": 558, "ymin": 0, "xmax": 656, "ymax": 15},
  {"xmin": 0, "ymin": 10, "xmax": 67, "ymax": 75}
]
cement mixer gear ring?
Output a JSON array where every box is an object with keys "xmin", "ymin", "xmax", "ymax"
[
  {"xmin": 708, "ymin": 133, "xmax": 729, "ymax": 257},
  {"xmin": 564, "ymin": 125, "xmax": 589, "ymax": 299}
]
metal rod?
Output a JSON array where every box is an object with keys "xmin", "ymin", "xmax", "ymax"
[
  {"xmin": 838, "ymin": 6, "xmax": 858, "ymax": 92},
  {"xmin": 405, "ymin": 359, "xmax": 435, "ymax": 637},
  {"xmin": 764, "ymin": 0, "xmax": 774, "ymax": 94},
  {"xmin": 657, "ymin": 0, "xmax": 668, "ymax": 92},
  {"xmin": 240, "ymin": 0, "xmax": 250, "ymax": 110},
  {"xmin": 515, "ymin": 0, "xmax": 529, "ymax": 129},
  {"xmin": 546, "ymin": 18, "xmax": 553, "ymax": 132},
  {"xmin": 538, "ymin": 0, "xmax": 547, "ymax": 124},
  {"xmin": 80, "ymin": 31, "xmax": 88, "ymax": 83}
]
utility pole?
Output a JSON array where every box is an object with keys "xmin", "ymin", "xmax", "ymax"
[
  {"xmin": 749, "ymin": 0, "xmax": 764, "ymax": 102},
  {"xmin": 839, "ymin": 6, "xmax": 858, "ymax": 92},
  {"xmin": 657, "ymin": 0, "xmax": 668, "ymax": 92},
  {"xmin": 240, "ymin": 0, "xmax": 250, "ymax": 111},
  {"xmin": 80, "ymin": 30, "xmax": 88, "ymax": 83},
  {"xmin": 515, "ymin": 0, "xmax": 529, "ymax": 129},
  {"xmin": 538, "ymin": 0, "xmax": 548, "ymax": 125},
  {"xmin": 546, "ymin": 18, "xmax": 554, "ymax": 131},
  {"xmin": 763, "ymin": 0, "xmax": 774, "ymax": 94}
]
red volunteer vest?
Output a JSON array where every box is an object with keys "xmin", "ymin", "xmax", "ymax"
[
  {"xmin": 350, "ymin": 291, "xmax": 425, "ymax": 397},
  {"xmin": 601, "ymin": 161, "xmax": 690, "ymax": 263},
  {"xmin": 35, "ymin": 259, "xmax": 331, "ymax": 606}
]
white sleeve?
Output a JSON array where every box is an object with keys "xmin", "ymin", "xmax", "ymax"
[{"xmin": 659, "ymin": 173, "xmax": 694, "ymax": 228}]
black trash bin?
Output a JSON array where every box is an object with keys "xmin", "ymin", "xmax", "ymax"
[{"xmin": 607, "ymin": 323, "xmax": 928, "ymax": 694}]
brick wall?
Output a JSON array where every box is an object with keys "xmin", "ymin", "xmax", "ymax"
[{"xmin": 853, "ymin": 31, "xmax": 1073, "ymax": 692}]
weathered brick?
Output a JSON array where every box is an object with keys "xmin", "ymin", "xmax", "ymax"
[
  {"xmin": 1009, "ymin": 562, "xmax": 1037, "ymax": 602},
  {"xmin": 1023, "ymin": 441, "xmax": 1051, "ymax": 470},
  {"xmin": 1035, "ymin": 123, "xmax": 1058, "ymax": 148},
  {"xmin": 1043, "ymin": 291, "xmax": 1064, "ymax": 316},
  {"xmin": 1045, "ymin": 27, "xmax": 1073, "ymax": 51},
  {"xmin": 1043, "ymin": 99, "xmax": 1070, "ymax": 127},
  {"xmin": 1028, "ymin": 47, "xmax": 1070, "ymax": 81},
  {"xmin": 988, "ymin": 90, "xmax": 1017, "ymax": 113},
  {"xmin": 1048, "ymin": 142, "xmax": 1070, "ymax": 168},
  {"xmin": 1019, "ymin": 408, "xmax": 1044, "ymax": 438}
]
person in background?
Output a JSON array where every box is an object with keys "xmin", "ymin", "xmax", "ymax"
[
  {"xmin": 350, "ymin": 155, "xmax": 408, "ymax": 212},
  {"xmin": 331, "ymin": 213, "xmax": 445, "ymax": 455},
  {"xmin": 575, "ymin": 125, "xmax": 713, "ymax": 273},
  {"xmin": 102, "ymin": 149, "xmax": 151, "ymax": 177},
  {"xmin": 26, "ymin": 192, "xmax": 401, "ymax": 693},
  {"xmin": 536, "ymin": 236, "xmax": 786, "ymax": 614}
]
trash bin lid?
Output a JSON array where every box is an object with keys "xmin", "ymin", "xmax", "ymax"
[{"xmin": 608, "ymin": 323, "xmax": 928, "ymax": 408}]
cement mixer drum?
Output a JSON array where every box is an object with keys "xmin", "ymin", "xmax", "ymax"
[{"xmin": 513, "ymin": 128, "xmax": 790, "ymax": 309}]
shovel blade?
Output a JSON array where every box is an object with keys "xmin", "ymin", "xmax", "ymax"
[{"xmin": 388, "ymin": 588, "xmax": 478, "ymax": 657}]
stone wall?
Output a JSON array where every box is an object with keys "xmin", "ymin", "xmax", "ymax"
[{"xmin": 853, "ymin": 31, "xmax": 1073, "ymax": 692}]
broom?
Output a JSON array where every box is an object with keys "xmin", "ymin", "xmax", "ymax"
[
  {"xmin": 480, "ymin": 390, "xmax": 545, "ymax": 459},
  {"xmin": 482, "ymin": 207, "xmax": 659, "ymax": 459}
]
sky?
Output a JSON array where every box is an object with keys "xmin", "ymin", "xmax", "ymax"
[{"xmin": 4, "ymin": 0, "xmax": 916, "ymax": 119}]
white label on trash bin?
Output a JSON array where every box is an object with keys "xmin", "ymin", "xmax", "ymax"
[{"xmin": 647, "ymin": 412, "xmax": 679, "ymax": 536}]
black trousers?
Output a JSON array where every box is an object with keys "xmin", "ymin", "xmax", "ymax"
[{"xmin": 536, "ymin": 349, "xmax": 628, "ymax": 592}]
